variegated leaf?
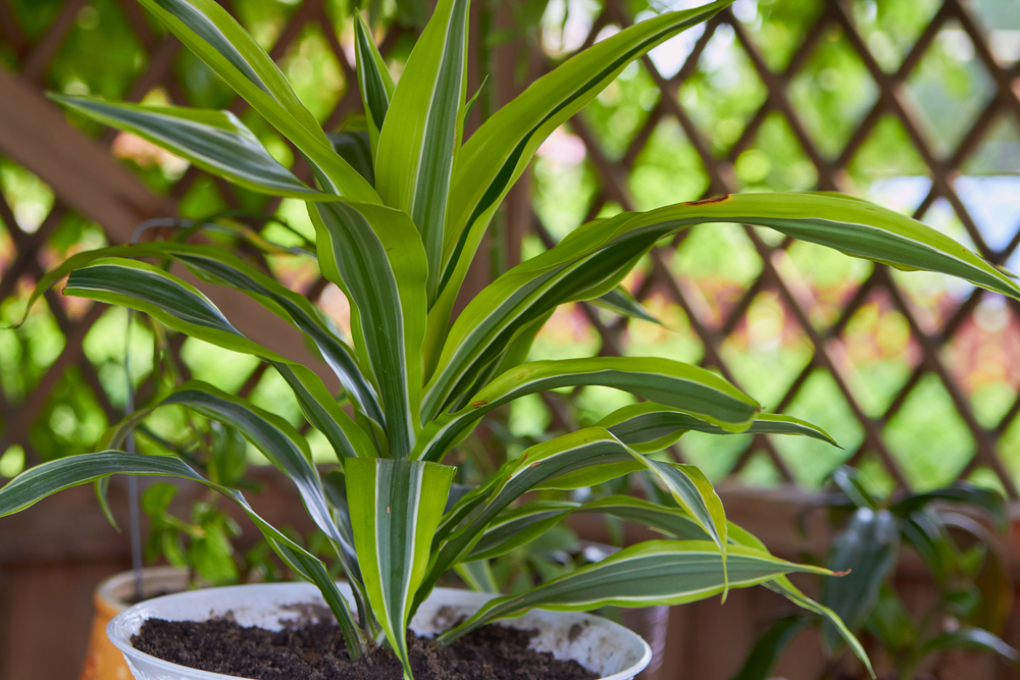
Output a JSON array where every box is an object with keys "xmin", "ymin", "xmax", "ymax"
[
  {"xmin": 428, "ymin": 194, "xmax": 1020, "ymax": 420},
  {"xmin": 311, "ymin": 202, "xmax": 429, "ymax": 458},
  {"xmin": 346, "ymin": 459, "xmax": 454, "ymax": 678},
  {"xmin": 376, "ymin": 0, "xmax": 470, "ymax": 301},
  {"xmin": 598, "ymin": 403, "xmax": 837, "ymax": 453},
  {"xmin": 0, "ymin": 452, "xmax": 364, "ymax": 657},
  {"xmin": 50, "ymin": 95, "xmax": 332, "ymax": 199},
  {"xmin": 136, "ymin": 0, "xmax": 378, "ymax": 200},
  {"xmin": 418, "ymin": 357, "xmax": 758, "ymax": 459},
  {"xmin": 354, "ymin": 16, "xmax": 395, "ymax": 156},
  {"xmin": 439, "ymin": 541, "xmax": 832, "ymax": 643},
  {"xmin": 425, "ymin": 0, "xmax": 731, "ymax": 364}
]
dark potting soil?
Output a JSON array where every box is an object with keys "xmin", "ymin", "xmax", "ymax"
[{"xmin": 131, "ymin": 615, "xmax": 597, "ymax": 680}]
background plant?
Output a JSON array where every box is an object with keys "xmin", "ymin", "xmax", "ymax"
[
  {"xmin": 1, "ymin": 1, "xmax": 1020, "ymax": 680},
  {"xmin": 732, "ymin": 466, "xmax": 1018, "ymax": 680}
]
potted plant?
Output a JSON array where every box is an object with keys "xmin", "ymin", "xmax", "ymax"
[
  {"xmin": 732, "ymin": 467, "xmax": 1019, "ymax": 680},
  {"xmin": 3, "ymin": 0, "xmax": 1020, "ymax": 678}
]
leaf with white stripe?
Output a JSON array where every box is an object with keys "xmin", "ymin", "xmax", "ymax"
[
  {"xmin": 50, "ymin": 95, "xmax": 332, "ymax": 199},
  {"xmin": 346, "ymin": 459, "xmax": 454, "ymax": 678},
  {"xmin": 136, "ymin": 0, "xmax": 377, "ymax": 200},
  {"xmin": 599, "ymin": 403, "xmax": 838, "ymax": 453},
  {"xmin": 61, "ymin": 255, "xmax": 375, "ymax": 460},
  {"xmin": 0, "ymin": 452, "xmax": 364, "ymax": 658},
  {"xmin": 417, "ymin": 357, "xmax": 758, "ymax": 459},
  {"xmin": 376, "ymin": 0, "xmax": 470, "ymax": 302},
  {"xmin": 428, "ymin": 193, "xmax": 1020, "ymax": 417},
  {"xmin": 632, "ymin": 458, "xmax": 729, "ymax": 593},
  {"xmin": 311, "ymin": 202, "xmax": 429, "ymax": 459},
  {"xmin": 114, "ymin": 382, "xmax": 348, "ymax": 556},
  {"xmin": 439, "ymin": 541, "xmax": 833, "ymax": 644},
  {"xmin": 426, "ymin": 0, "xmax": 730, "ymax": 361},
  {"xmin": 467, "ymin": 500, "xmax": 580, "ymax": 561},
  {"xmin": 354, "ymin": 16, "xmax": 395, "ymax": 156},
  {"xmin": 416, "ymin": 428, "xmax": 648, "ymax": 611}
]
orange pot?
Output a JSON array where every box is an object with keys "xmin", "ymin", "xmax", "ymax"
[{"xmin": 80, "ymin": 567, "xmax": 191, "ymax": 680}]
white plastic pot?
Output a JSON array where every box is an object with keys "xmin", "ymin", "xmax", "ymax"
[{"xmin": 108, "ymin": 583, "xmax": 652, "ymax": 680}]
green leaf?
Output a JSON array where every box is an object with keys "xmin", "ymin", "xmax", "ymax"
[
  {"xmin": 311, "ymin": 202, "xmax": 428, "ymax": 459},
  {"xmin": 142, "ymin": 482, "xmax": 179, "ymax": 520},
  {"xmin": 831, "ymin": 466, "xmax": 880, "ymax": 511},
  {"xmin": 60, "ymin": 253, "xmax": 377, "ymax": 458},
  {"xmin": 634, "ymin": 459, "xmax": 729, "ymax": 595},
  {"xmin": 354, "ymin": 16, "xmax": 395, "ymax": 156},
  {"xmin": 136, "ymin": 0, "xmax": 377, "ymax": 200},
  {"xmin": 731, "ymin": 616, "xmax": 807, "ymax": 680},
  {"xmin": 375, "ymin": 0, "xmax": 470, "ymax": 302},
  {"xmin": 422, "ymin": 356, "xmax": 758, "ymax": 447},
  {"xmin": 592, "ymin": 286, "xmax": 663, "ymax": 325},
  {"xmin": 467, "ymin": 500, "xmax": 579, "ymax": 561},
  {"xmin": 434, "ymin": 0, "xmax": 731, "ymax": 339},
  {"xmin": 160, "ymin": 383, "xmax": 347, "ymax": 554},
  {"xmin": 417, "ymin": 428, "xmax": 644, "ymax": 610},
  {"xmin": 328, "ymin": 130, "xmax": 375, "ymax": 185},
  {"xmin": 454, "ymin": 560, "xmax": 498, "ymax": 593},
  {"xmin": 915, "ymin": 627, "xmax": 1020, "ymax": 667},
  {"xmin": 864, "ymin": 585, "xmax": 917, "ymax": 653},
  {"xmin": 0, "ymin": 452, "xmax": 364, "ymax": 658},
  {"xmin": 49, "ymin": 95, "xmax": 332, "ymax": 199},
  {"xmin": 599, "ymin": 403, "xmax": 838, "ymax": 454},
  {"xmin": 428, "ymin": 193, "xmax": 1020, "ymax": 420},
  {"xmin": 822, "ymin": 508, "xmax": 901, "ymax": 649},
  {"xmin": 891, "ymin": 483, "xmax": 1008, "ymax": 530},
  {"xmin": 726, "ymin": 525, "xmax": 874, "ymax": 677},
  {"xmin": 346, "ymin": 458, "xmax": 454, "ymax": 678},
  {"xmin": 439, "ymin": 541, "xmax": 832, "ymax": 644}
]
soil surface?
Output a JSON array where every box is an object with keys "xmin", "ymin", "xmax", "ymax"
[{"xmin": 131, "ymin": 616, "xmax": 596, "ymax": 680}]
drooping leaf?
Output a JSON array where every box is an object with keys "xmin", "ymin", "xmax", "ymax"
[
  {"xmin": 914, "ymin": 628, "xmax": 1020, "ymax": 668},
  {"xmin": 831, "ymin": 466, "xmax": 880, "ymax": 511},
  {"xmin": 634, "ymin": 459, "xmax": 729, "ymax": 593},
  {"xmin": 439, "ymin": 541, "xmax": 832, "ymax": 644},
  {"xmin": 136, "ymin": 0, "xmax": 377, "ymax": 200},
  {"xmin": 311, "ymin": 202, "xmax": 429, "ymax": 458},
  {"xmin": 0, "ymin": 452, "xmax": 364, "ymax": 657},
  {"xmin": 346, "ymin": 458, "xmax": 455, "ymax": 678},
  {"xmin": 891, "ymin": 483, "xmax": 1008, "ymax": 530},
  {"xmin": 428, "ymin": 194, "xmax": 1020, "ymax": 422},
  {"xmin": 599, "ymin": 403, "xmax": 838, "ymax": 453},
  {"xmin": 418, "ymin": 357, "xmax": 758, "ymax": 459},
  {"xmin": 59, "ymin": 254, "xmax": 378, "ymax": 458},
  {"xmin": 376, "ymin": 0, "xmax": 470, "ymax": 302},
  {"xmin": 50, "ymin": 95, "xmax": 333, "ymax": 199}
]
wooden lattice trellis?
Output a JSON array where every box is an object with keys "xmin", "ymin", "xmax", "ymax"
[{"xmin": 0, "ymin": 0, "xmax": 1019, "ymax": 498}]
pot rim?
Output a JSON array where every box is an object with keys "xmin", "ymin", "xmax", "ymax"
[{"xmin": 107, "ymin": 582, "xmax": 653, "ymax": 680}]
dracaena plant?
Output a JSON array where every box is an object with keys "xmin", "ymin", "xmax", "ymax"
[{"xmin": 2, "ymin": 0, "xmax": 1019, "ymax": 678}]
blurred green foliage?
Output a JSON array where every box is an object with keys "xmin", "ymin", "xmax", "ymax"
[{"xmin": 1, "ymin": 0, "xmax": 1019, "ymax": 499}]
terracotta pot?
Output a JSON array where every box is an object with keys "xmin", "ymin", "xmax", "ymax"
[
  {"xmin": 79, "ymin": 567, "xmax": 191, "ymax": 680},
  {"xmin": 108, "ymin": 583, "xmax": 653, "ymax": 680}
]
